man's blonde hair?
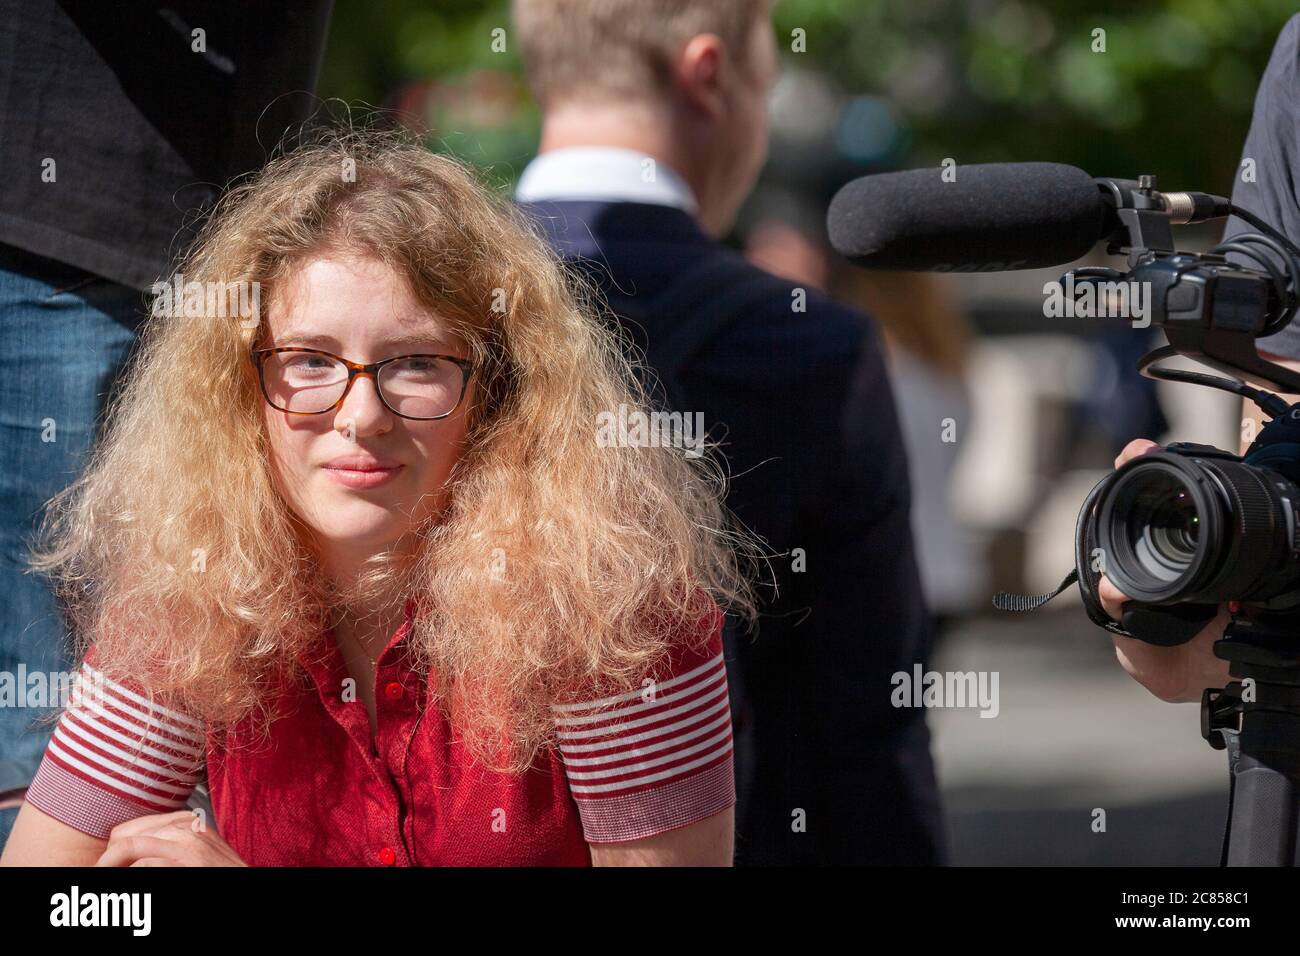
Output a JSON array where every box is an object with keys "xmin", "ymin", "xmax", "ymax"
[{"xmin": 512, "ymin": 0, "xmax": 776, "ymax": 107}]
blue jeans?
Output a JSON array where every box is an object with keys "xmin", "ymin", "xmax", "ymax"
[{"xmin": 0, "ymin": 243, "xmax": 145, "ymax": 852}]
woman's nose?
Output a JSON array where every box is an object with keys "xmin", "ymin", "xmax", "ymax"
[{"xmin": 334, "ymin": 373, "xmax": 392, "ymax": 437}]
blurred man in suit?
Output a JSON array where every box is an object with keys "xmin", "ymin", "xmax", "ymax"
[{"xmin": 512, "ymin": 0, "xmax": 946, "ymax": 864}]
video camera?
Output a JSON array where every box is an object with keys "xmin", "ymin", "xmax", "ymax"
[
  {"xmin": 828, "ymin": 163, "xmax": 1300, "ymax": 864},
  {"xmin": 826, "ymin": 162, "xmax": 1300, "ymax": 646}
]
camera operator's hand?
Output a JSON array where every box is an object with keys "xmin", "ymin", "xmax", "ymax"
[{"xmin": 1098, "ymin": 438, "xmax": 1233, "ymax": 703}]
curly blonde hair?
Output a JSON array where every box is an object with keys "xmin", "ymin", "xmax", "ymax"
[{"xmin": 28, "ymin": 125, "xmax": 761, "ymax": 773}]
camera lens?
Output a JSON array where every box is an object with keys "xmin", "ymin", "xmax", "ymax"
[
  {"xmin": 1127, "ymin": 476, "xmax": 1200, "ymax": 582},
  {"xmin": 1100, "ymin": 464, "xmax": 1214, "ymax": 600},
  {"xmin": 1095, "ymin": 451, "xmax": 1300, "ymax": 604}
]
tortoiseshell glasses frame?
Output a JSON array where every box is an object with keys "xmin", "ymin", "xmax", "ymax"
[{"xmin": 250, "ymin": 346, "xmax": 475, "ymax": 422}]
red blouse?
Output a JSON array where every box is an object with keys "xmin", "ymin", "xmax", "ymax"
[{"xmin": 24, "ymin": 598, "xmax": 735, "ymax": 865}]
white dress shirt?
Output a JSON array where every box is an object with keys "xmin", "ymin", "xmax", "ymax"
[{"xmin": 515, "ymin": 146, "xmax": 699, "ymax": 214}]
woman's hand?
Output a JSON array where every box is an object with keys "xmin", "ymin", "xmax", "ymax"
[
  {"xmin": 1098, "ymin": 438, "xmax": 1233, "ymax": 703},
  {"xmin": 94, "ymin": 810, "xmax": 248, "ymax": 867}
]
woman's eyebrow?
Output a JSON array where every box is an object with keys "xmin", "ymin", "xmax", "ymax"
[{"xmin": 276, "ymin": 330, "xmax": 455, "ymax": 351}]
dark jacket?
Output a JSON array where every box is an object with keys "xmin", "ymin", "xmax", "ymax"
[{"xmin": 521, "ymin": 199, "xmax": 947, "ymax": 864}]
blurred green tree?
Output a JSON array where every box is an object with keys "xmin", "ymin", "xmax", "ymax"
[{"xmin": 317, "ymin": 0, "xmax": 1299, "ymax": 194}]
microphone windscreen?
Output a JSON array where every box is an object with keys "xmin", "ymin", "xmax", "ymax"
[{"xmin": 827, "ymin": 162, "xmax": 1110, "ymax": 272}]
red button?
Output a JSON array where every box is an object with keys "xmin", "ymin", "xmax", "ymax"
[
  {"xmin": 384, "ymin": 681, "xmax": 403, "ymax": 700},
  {"xmin": 378, "ymin": 846, "xmax": 396, "ymax": 866}
]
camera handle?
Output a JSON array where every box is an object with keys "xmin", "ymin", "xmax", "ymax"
[{"xmin": 1203, "ymin": 628, "xmax": 1300, "ymax": 865}]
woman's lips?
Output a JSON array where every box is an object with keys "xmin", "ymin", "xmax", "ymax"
[{"xmin": 322, "ymin": 464, "xmax": 404, "ymax": 489}]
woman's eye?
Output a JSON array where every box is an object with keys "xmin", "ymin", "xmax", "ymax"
[
  {"xmin": 392, "ymin": 358, "xmax": 435, "ymax": 374},
  {"xmin": 279, "ymin": 354, "xmax": 337, "ymax": 380},
  {"xmin": 286, "ymin": 354, "xmax": 331, "ymax": 369}
]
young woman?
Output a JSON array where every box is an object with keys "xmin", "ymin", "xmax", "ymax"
[{"xmin": 0, "ymin": 129, "xmax": 756, "ymax": 866}]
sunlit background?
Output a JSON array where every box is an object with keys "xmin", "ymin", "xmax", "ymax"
[{"xmin": 314, "ymin": 0, "xmax": 1299, "ymax": 863}]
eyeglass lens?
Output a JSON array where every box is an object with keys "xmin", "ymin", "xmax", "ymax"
[{"xmin": 262, "ymin": 352, "xmax": 463, "ymax": 419}]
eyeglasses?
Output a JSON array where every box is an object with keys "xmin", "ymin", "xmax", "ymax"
[{"xmin": 250, "ymin": 347, "xmax": 474, "ymax": 421}]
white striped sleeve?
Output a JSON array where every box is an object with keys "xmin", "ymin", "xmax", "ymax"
[
  {"xmin": 24, "ymin": 646, "xmax": 207, "ymax": 839},
  {"xmin": 552, "ymin": 602, "xmax": 736, "ymax": 844}
]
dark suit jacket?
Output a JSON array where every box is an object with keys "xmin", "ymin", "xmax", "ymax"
[{"xmin": 521, "ymin": 199, "xmax": 946, "ymax": 865}]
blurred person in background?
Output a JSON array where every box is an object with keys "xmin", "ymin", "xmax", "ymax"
[
  {"xmin": 742, "ymin": 191, "xmax": 831, "ymax": 292},
  {"xmin": 0, "ymin": 0, "xmax": 332, "ymax": 853},
  {"xmin": 512, "ymin": 0, "xmax": 945, "ymax": 864},
  {"xmin": 832, "ymin": 266, "xmax": 985, "ymax": 641},
  {"xmin": 1076, "ymin": 327, "xmax": 1169, "ymax": 460}
]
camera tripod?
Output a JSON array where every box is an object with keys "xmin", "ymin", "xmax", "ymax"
[{"xmin": 1203, "ymin": 619, "xmax": 1300, "ymax": 865}]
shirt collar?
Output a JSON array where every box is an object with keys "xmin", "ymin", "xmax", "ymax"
[
  {"xmin": 295, "ymin": 596, "xmax": 422, "ymax": 677},
  {"xmin": 515, "ymin": 146, "xmax": 700, "ymax": 214}
]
